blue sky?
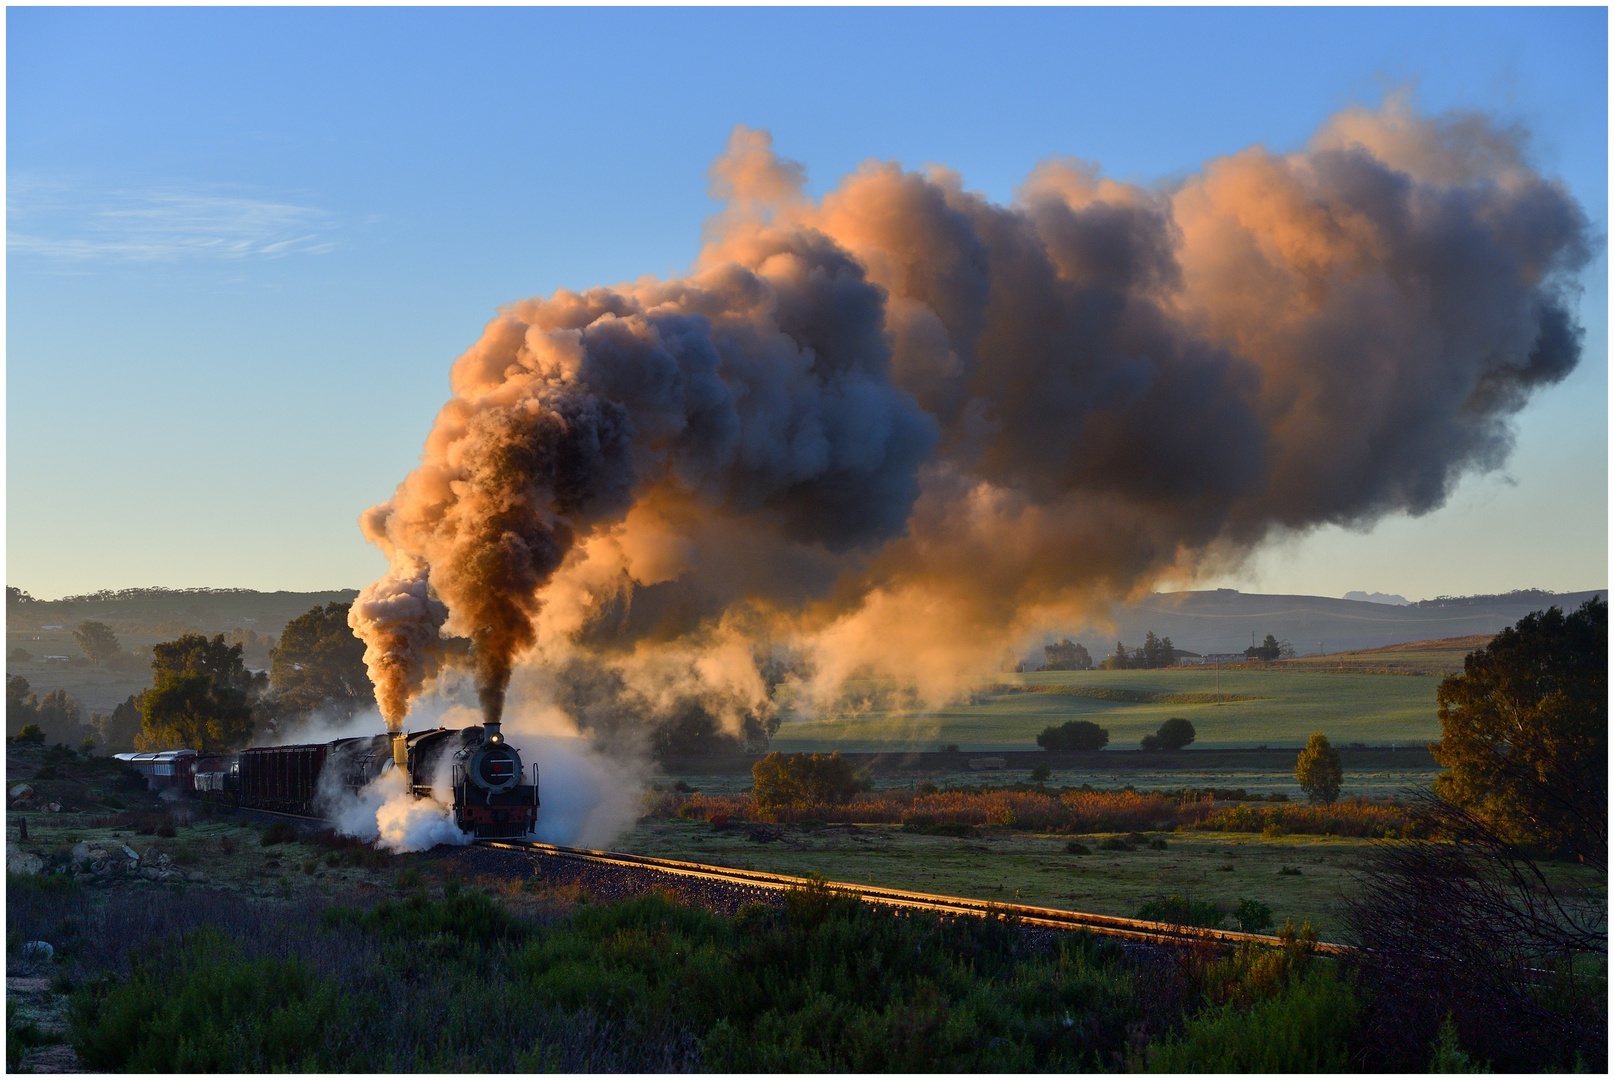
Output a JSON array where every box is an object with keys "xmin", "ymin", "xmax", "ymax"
[{"xmin": 7, "ymin": 6, "xmax": 1606, "ymax": 601}]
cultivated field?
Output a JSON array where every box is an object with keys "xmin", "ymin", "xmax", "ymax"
[{"xmin": 773, "ymin": 664, "xmax": 1446, "ymax": 752}]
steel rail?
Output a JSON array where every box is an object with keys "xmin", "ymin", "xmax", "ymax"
[{"xmin": 477, "ymin": 837, "xmax": 1353, "ymax": 955}]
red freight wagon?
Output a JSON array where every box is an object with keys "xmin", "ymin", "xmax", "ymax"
[{"xmin": 236, "ymin": 743, "xmax": 329, "ymax": 815}]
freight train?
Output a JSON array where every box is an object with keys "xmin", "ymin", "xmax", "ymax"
[{"xmin": 116, "ymin": 719, "xmax": 538, "ymax": 839}]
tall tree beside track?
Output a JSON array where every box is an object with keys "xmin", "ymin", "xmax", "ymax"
[
  {"xmin": 1432, "ymin": 596, "xmax": 1606, "ymax": 865},
  {"xmin": 136, "ymin": 634, "xmax": 266, "ymax": 752},
  {"xmin": 1345, "ymin": 598, "xmax": 1608, "ymax": 1071},
  {"xmin": 1295, "ymin": 733, "xmax": 1343, "ymax": 804},
  {"xmin": 269, "ymin": 602, "xmax": 375, "ymax": 720}
]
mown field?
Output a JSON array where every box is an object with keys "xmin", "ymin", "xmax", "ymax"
[{"xmin": 772, "ymin": 665, "xmax": 1445, "ymax": 753}]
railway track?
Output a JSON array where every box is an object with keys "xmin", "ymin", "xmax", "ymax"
[{"xmin": 477, "ymin": 837, "xmax": 1353, "ymax": 955}]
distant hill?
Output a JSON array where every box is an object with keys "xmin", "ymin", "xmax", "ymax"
[
  {"xmin": 1282, "ymin": 634, "xmax": 1496, "ymax": 675},
  {"xmin": 1050, "ymin": 587, "xmax": 1604, "ymax": 660},
  {"xmin": 6, "ymin": 587, "xmax": 359, "ymax": 636}
]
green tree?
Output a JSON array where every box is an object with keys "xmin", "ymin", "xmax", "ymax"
[
  {"xmin": 1036, "ymin": 719, "xmax": 1110, "ymax": 753},
  {"xmin": 1141, "ymin": 631, "xmax": 1176, "ymax": 668},
  {"xmin": 71, "ymin": 620, "xmax": 122, "ymax": 666},
  {"xmin": 1296, "ymin": 732, "xmax": 1343, "ymax": 804},
  {"xmin": 1431, "ymin": 596, "xmax": 1606, "ymax": 864},
  {"xmin": 7, "ymin": 675, "xmax": 39, "ymax": 735},
  {"xmin": 92, "ymin": 693, "xmax": 146, "ymax": 755},
  {"xmin": 7, "ymin": 675, "xmax": 89, "ymax": 744},
  {"xmin": 269, "ymin": 602, "xmax": 374, "ymax": 719},
  {"xmin": 1042, "ymin": 639, "xmax": 1092, "ymax": 671},
  {"xmin": 1246, "ymin": 634, "xmax": 1283, "ymax": 662},
  {"xmin": 137, "ymin": 634, "xmax": 266, "ymax": 752},
  {"xmin": 1142, "ymin": 716, "xmax": 1196, "ymax": 751}
]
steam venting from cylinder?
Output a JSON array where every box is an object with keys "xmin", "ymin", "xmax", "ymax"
[{"xmin": 349, "ymin": 97, "xmax": 1590, "ymax": 743}]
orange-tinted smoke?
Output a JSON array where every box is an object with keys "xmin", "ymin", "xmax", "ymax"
[{"xmin": 352, "ymin": 104, "xmax": 1590, "ymax": 731}]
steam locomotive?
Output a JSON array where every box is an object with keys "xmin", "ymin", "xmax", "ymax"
[{"xmin": 116, "ymin": 719, "xmax": 539, "ymax": 839}]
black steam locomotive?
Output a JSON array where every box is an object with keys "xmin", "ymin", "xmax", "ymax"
[{"xmin": 118, "ymin": 720, "xmax": 539, "ymax": 839}]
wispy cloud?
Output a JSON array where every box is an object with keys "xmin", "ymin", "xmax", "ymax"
[{"xmin": 8, "ymin": 179, "xmax": 337, "ymax": 261}]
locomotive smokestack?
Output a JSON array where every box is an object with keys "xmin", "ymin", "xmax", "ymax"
[
  {"xmin": 484, "ymin": 721, "xmax": 503, "ymax": 745},
  {"xmin": 392, "ymin": 732, "xmax": 408, "ymax": 772}
]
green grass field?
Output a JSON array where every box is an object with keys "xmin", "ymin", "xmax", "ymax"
[
  {"xmin": 619, "ymin": 817, "xmax": 1377, "ymax": 939},
  {"xmin": 773, "ymin": 665, "xmax": 1445, "ymax": 753}
]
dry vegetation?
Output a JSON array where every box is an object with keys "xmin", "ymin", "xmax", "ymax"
[{"xmin": 647, "ymin": 784, "xmax": 1418, "ymax": 839}]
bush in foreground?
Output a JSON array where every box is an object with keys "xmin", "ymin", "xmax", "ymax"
[{"xmin": 62, "ymin": 882, "xmax": 1382, "ymax": 1072}]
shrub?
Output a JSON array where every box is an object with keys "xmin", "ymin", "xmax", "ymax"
[
  {"xmin": 1233, "ymin": 898, "xmax": 1274, "ymax": 933},
  {"xmin": 1428, "ymin": 1014, "xmax": 1488, "ymax": 1073},
  {"xmin": 1195, "ymin": 797, "xmax": 1410, "ymax": 839},
  {"xmin": 1036, "ymin": 720, "xmax": 1109, "ymax": 753},
  {"xmin": 14, "ymin": 724, "xmax": 45, "ymax": 745},
  {"xmin": 323, "ymin": 887, "xmax": 528, "ymax": 946},
  {"xmin": 1135, "ymin": 895, "xmax": 1225, "ymax": 929},
  {"xmin": 70, "ymin": 928, "xmax": 344, "ymax": 1071},
  {"xmin": 1147, "ymin": 966, "xmax": 1358, "ymax": 1072},
  {"xmin": 751, "ymin": 751, "xmax": 869, "ymax": 812},
  {"xmin": 8, "ymin": 999, "xmax": 49, "ymax": 1071},
  {"xmin": 1065, "ymin": 841, "xmax": 1090, "ymax": 856},
  {"xmin": 260, "ymin": 822, "xmax": 297, "ymax": 847},
  {"xmin": 514, "ymin": 887, "xmax": 1144, "ymax": 1071},
  {"xmin": 642, "ymin": 783, "xmax": 1408, "ymax": 838},
  {"xmin": 903, "ymin": 819, "xmax": 976, "ymax": 838},
  {"xmin": 1029, "ymin": 764, "xmax": 1051, "ymax": 784},
  {"xmin": 1098, "ymin": 836, "xmax": 1135, "ymax": 852}
]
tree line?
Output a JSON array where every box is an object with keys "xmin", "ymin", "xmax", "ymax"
[
  {"xmin": 1036, "ymin": 630, "xmax": 1182, "ymax": 672},
  {"xmin": 7, "ymin": 601, "xmax": 374, "ymax": 754}
]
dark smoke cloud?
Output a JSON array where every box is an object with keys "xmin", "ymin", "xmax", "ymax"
[{"xmin": 351, "ymin": 98, "xmax": 1591, "ymax": 737}]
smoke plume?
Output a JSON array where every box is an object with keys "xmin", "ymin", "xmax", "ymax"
[{"xmin": 352, "ymin": 97, "xmax": 1590, "ymax": 742}]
